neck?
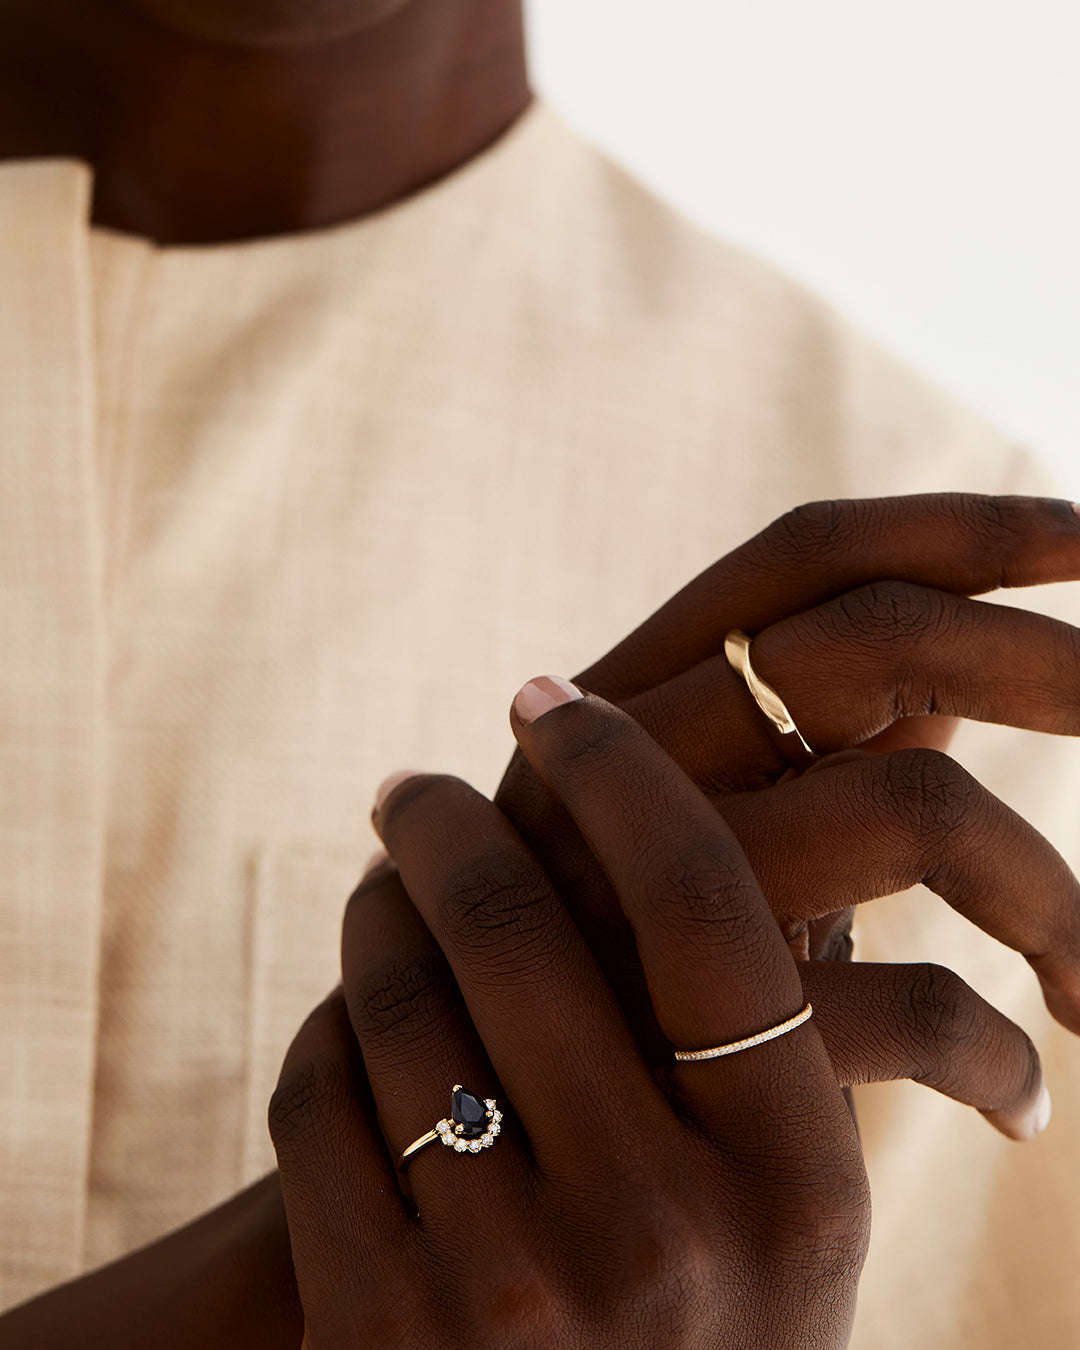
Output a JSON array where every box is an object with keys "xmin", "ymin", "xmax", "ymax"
[{"xmin": 0, "ymin": 0, "xmax": 531, "ymax": 244}]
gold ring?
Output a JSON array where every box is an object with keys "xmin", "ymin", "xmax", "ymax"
[
  {"xmin": 724, "ymin": 629, "xmax": 816, "ymax": 761},
  {"xmin": 673, "ymin": 1002, "xmax": 813, "ymax": 1061},
  {"xmin": 398, "ymin": 1085, "xmax": 503, "ymax": 1168}
]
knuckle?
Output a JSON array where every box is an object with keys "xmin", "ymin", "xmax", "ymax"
[
  {"xmin": 645, "ymin": 843, "xmax": 764, "ymax": 957},
  {"xmin": 439, "ymin": 852, "xmax": 563, "ymax": 970},
  {"xmin": 463, "ymin": 1259, "xmax": 566, "ymax": 1344},
  {"xmin": 752, "ymin": 1145, "xmax": 871, "ymax": 1275},
  {"xmin": 878, "ymin": 747, "xmax": 977, "ymax": 848},
  {"xmin": 950, "ymin": 493, "xmax": 1027, "ymax": 572},
  {"xmin": 268, "ymin": 1053, "xmax": 352, "ymax": 1154},
  {"xmin": 761, "ymin": 499, "xmax": 853, "ymax": 565},
  {"xmin": 832, "ymin": 579, "xmax": 948, "ymax": 648},
  {"xmin": 349, "ymin": 954, "xmax": 446, "ymax": 1046},
  {"xmin": 901, "ymin": 963, "xmax": 982, "ymax": 1071},
  {"xmin": 614, "ymin": 1196, "xmax": 715, "ymax": 1318}
]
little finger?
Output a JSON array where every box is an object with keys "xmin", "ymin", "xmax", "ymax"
[{"xmin": 800, "ymin": 962, "xmax": 1051, "ymax": 1141}]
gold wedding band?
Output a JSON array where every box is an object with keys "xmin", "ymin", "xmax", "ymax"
[
  {"xmin": 673, "ymin": 1002, "xmax": 813, "ymax": 1062},
  {"xmin": 724, "ymin": 629, "xmax": 816, "ymax": 761}
]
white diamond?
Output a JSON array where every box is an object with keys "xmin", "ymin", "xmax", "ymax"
[
  {"xmin": 441, "ymin": 1132, "xmax": 454, "ymax": 1146},
  {"xmin": 436, "ymin": 1121, "xmax": 450, "ymax": 1135},
  {"xmin": 492, "ymin": 1110, "xmax": 502, "ymax": 1122},
  {"xmin": 480, "ymin": 1134, "xmax": 493, "ymax": 1146},
  {"xmin": 484, "ymin": 1099, "xmax": 496, "ymax": 1109},
  {"xmin": 454, "ymin": 1140, "xmax": 467, "ymax": 1152},
  {"xmin": 468, "ymin": 1141, "xmax": 482, "ymax": 1152},
  {"xmin": 489, "ymin": 1121, "xmax": 500, "ymax": 1136}
]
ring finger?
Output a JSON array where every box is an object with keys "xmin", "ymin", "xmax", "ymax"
[
  {"xmin": 340, "ymin": 854, "xmax": 529, "ymax": 1220},
  {"xmin": 370, "ymin": 772, "xmax": 666, "ymax": 1176}
]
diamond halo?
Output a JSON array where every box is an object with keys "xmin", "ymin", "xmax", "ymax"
[{"xmin": 437, "ymin": 1085, "xmax": 502, "ymax": 1153}]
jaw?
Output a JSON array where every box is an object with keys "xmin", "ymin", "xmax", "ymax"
[{"xmin": 120, "ymin": 0, "xmax": 417, "ymax": 50}]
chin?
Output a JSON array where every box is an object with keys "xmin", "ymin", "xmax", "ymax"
[{"xmin": 127, "ymin": 0, "xmax": 416, "ymax": 48}]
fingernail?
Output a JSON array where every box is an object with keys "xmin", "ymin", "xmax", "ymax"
[
  {"xmin": 1072, "ymin": 502, "xmax": 1080, "ymax": 521},
  {"xmin": 373, "ymin": 770, "xmax": 418, "ymax": 814},
  {"xmin": 512, "ymin": 675, "xmax": 584, "ymax": 725},
  {"xmin": 1004, "ymin": 1082, "xmax": 1053, "ymax": 1141},
  {"xmin": 362, "ymin": 848, "xmax": 390, "ymax": 875},
  {"xmin": 1031, "ymin": 1082, "xmax": 1053, "ymax": 1135}
]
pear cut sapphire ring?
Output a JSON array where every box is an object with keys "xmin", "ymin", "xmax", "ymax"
[{"xmin": 399, "ymin": 1086, "xmax": 503, "ymax": 1168}]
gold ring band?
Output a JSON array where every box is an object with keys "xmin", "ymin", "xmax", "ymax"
[
  {"xmin": 398, "ymin": 1086, "xmax": 503, "ymax": 1168},
  {"xmin": 724, "ymin": 629, "xmax": 815, "ymax": 760},
  {"xmin": 673, "ymin": 1002, "xmax": 813, "ymax": 1061}
]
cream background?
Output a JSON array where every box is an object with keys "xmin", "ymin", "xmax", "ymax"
[
  {"xmin": 1, "ymin": 66, "xmax": 1078, "ymax": 1350},
  {"xmin": 529, "ymin": 0, "xmax": 1080, "ymax": 482}
]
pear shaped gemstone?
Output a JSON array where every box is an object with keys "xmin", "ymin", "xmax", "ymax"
[{"xmin": 451, "ymin": 1088, "xmax": 489, "ymax": 1139}]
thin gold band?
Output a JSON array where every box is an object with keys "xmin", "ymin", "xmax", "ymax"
[
  {"xmin": 673, "ymin": 1002, "xmax": 813, "ymax": 1061},
  {"xmin": 400, "ymin": 1129, "xmax": 440, "ymax": 1163},
  {"xmin": 723, "ymin": 629, "xmax": 815, "ymax": 759}
]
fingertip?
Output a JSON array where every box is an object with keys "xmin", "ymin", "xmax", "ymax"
[
  {"xmin": 373, "ymin": 769, "xmax": 420, "ymax": 817},
  {"xmin": 511, "ymin": 675, "xmax": 584, "ymax": 727},
  {"xmin": 985, "ymin": 1082, "xmax": 1052, "ymax": 1142}
]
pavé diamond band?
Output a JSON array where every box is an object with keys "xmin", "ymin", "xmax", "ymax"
[
  {"xmin": 673, "ymin": 1002, "xmax": 814, "ymax": 1062},
  {"xmin": 398, "ymin": 1085, "xmax": 503, "ymax": 1168}
]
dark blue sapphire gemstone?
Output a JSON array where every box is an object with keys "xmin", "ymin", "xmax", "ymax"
[{"xmin": 451, "ymin": 1088, "xmax": 489, "ymax": 1139}]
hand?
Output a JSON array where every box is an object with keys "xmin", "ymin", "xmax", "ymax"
[
  {"xmin": 0, "ymin": 1174, "xmax": 302, "ymax": 1349},
  {"xmin": 495, "ymin": 495, "xmax": 1080, "ymax": 1083},
  {"xmin": 272, "ymin": 678, "xmax": 1057, "ymax": 1346},
  {"xmin": 273, "ymin": 683, "xmax": 875, "ymax": 1349}
]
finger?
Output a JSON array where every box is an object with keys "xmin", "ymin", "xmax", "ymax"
[
  {"xmin": 268, "ymin": 987, "xmax": 411, "ymax": 1301},
  {"xmin": 800, "ymin": 962, "xmax": 1051, "ymax": 1141},
  {"xmin": 371, "ymin": 771, "xmax": 664, "ymax": 1167},
  {"xmin": 340, "ymin": 854, "xmax": 529, "ymax": 1218},
  {"xmin": 753, "ymin": 585, "xmax": 1080, "ymax": 751},
  {"xmin": 575, "ymin": 494, "xmax": 1080, "ymax": 702},
  {"xmin": 721, "ymin": 748, "xmax": 1080, "ymax": 1034},
  {"xmin": 619, "ymin": 581, "xmax": 1080, "ymax": 791},
  {"xmin": 509, "ymin": 677, "xmax": 815, "ymax": 1094}
]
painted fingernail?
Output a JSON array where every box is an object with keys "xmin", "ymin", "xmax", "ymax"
[
  {"xmin": 512, "ymin": 675, "xmax": 584, "ymax": 725},
  {"xmin": 373, "ymin": 770, "xmax": 418, "ymax": 814}
]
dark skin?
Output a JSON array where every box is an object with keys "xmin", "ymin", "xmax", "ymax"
[
  {"xmin": 5, "ymin": 493, "xmax": 1078, "ymax": 1347},
  {"xmin": 0, "ymin": 0, "xmax": 530, "ymax": 243},
  {"xmin": 1, "ymin": 6, "xmax": 1076, "ymax": 1340}
]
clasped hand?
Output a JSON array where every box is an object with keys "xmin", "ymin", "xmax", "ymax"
[
  {"xmin": 273, "ymin": 491, "xmax": 1080, "ymax": 1349},
  {"xmin": 273, "ymin": 678, "xmax": 869, "ymax": 1349}
]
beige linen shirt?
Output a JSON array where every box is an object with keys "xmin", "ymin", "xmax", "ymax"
[{"xmin": 1, "ymin": 100, "xmax": 1077, "ymax": 1346}]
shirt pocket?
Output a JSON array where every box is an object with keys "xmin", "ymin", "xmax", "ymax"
[{"xmin": 240, "ymin": 841, "xmax": 365, "ymax": 1185}]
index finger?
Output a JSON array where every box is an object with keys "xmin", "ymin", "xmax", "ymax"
[
  {"xmin": 510, "ymin": 676, "xmax": 808, "ymax": 1069},
  {"xmin": 577, "ymin": 494, "xmax": 1080, "ymax": 702}
]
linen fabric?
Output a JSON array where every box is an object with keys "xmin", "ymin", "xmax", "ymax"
[{"xmin": 0, "ymin": 100, "xmax": 1077, "ymax": 1346}]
